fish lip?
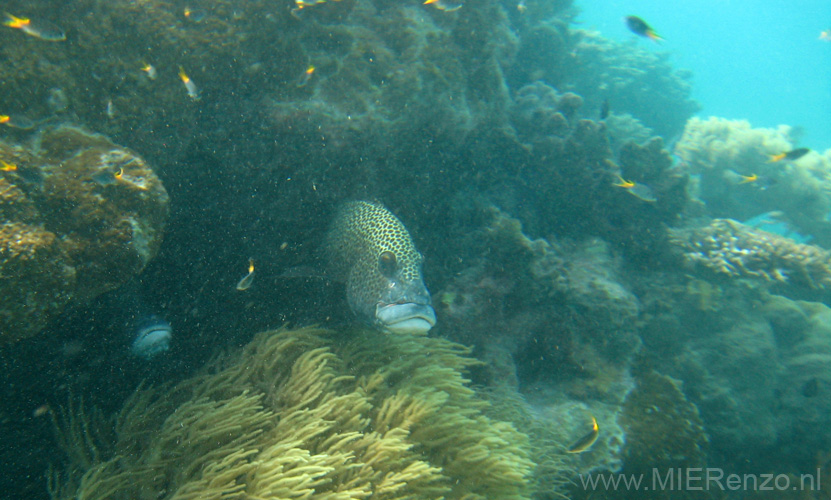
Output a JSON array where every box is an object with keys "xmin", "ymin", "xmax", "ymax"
[{"xmin": 375, "ymin": 302, "xmax": 437, "ymax": 334}]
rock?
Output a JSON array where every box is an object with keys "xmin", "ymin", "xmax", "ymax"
[{"xmin": 0, "ymin": 125, "xmax": 168, "ymax": 342}]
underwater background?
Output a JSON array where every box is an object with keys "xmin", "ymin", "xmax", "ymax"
[
  {"xmin": 579, "ymin": 0, "xmax": 831, "ymax": 151},
  {"xmin": 0, "ymin": 0, "xmax": 830, "ymax": 498}
]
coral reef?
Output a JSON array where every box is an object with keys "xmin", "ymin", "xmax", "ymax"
[
  {"xmin": 510, "ymin": 81, "xmax": 583, "ymax": 143},
  {"xmin": 562, "ymin": 30, "xmax": 698, "ymax": 140},
  {"xmin": 674, "ymin": 117, "xmax": 831, "ymax": 245},
  {"xmin": 437, "ymin": 205, "xmax": 642, "ymax": 384},
  {"xmin": 0, "ymin": 0, "xmax": 714, "ymax": 495},
  {"xmin": 612, "ymin": 369, "xmax": 710, "ymax": 500},
  {"xmin": 604, "ymin": 112, "xmax": 654, "ymax": 156},
  {"xmin": 633, "ymin": 268, "xmax": 831, "ymax": 472},
  {"xmin": 49, "ymin": 325, "xmax": 536, "ymax": 499},
  {"xmin": 503, "ymin": 80, "xmax": 688, "ymax": 260},
  {"xmin": 670, "ymin": 218, "xmax": 831, "ymax": 293},
  {"xmin": 483, "ymin": 386, "xmax": 628, "ymax": 496},
  {"xmin": 0, "ymin": 125, "xmax": 168, "ymax": 342},
  {"xmin": 0, "ymin": 0, "xmax": 698, "ymax": 348},
  {"xmin": 762, "ymin": 296, "xmax": 831, "ymax": 463}
]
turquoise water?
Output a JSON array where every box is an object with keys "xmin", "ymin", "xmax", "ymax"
[
  {"xmin": 577, "ymin": 0, "xmax": 831, "ymax": 150},
  {"xmin": 2, "ymin": 0, "xmax": 831, "ymax": 498}
]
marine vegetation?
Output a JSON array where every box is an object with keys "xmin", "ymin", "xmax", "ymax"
[
  {"xmin": 0, "ymin": 125, "xmax": 168, "ymax": 343},
  {"xmin": 48, "ymin": 325, "xmax": 536, "ymax": 500}
]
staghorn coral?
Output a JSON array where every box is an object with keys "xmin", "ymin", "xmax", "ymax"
[
  {"xmin": 669, "ymin": 218, "xmax": 831, "ymax": 290},
  {"xmin": 0, "ymin": 125, "xmax": 168, "ymax": 342},
  {"xmin": 49, "ymin": 325, "xmax": 537, "ymax": 500},
  {"xmin": 674, "ymin": 117, "xmax": 831, "ymax": 244}
]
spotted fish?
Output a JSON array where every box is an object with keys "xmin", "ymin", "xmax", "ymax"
[{"xmin": 324, "ymin": 201, "xmax": 437, "ymax": 334}]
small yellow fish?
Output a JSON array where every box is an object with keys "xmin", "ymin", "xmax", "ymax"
[
  {"xmin": 0, "ymin": 160, "xmax": 17, "ymax": 172},
  {"xmin": 293, "ymin": 0, "xmax": 331, "ymax": 10},
  {"xmin": 183, "ymin": 7, "xmax": 207, "ymax": 22},
  {"xmin": 4, "ymin": 13, "xmax": 65, "ymax": 41},
  {"xmin": 820, "ymin": 30, "xmax": 831, "ymax": 42},
  {"xmin": 739, "ymin": 173, "xmax": 757, "ymax": 184},
  {"xmin": 141, "ymin": 62, "xmax": 157, "ymax": 80},
  {"xmin": 614, "ymin": 175, "xmax": 657, "ymax": 202},
  {"xmin": 423, "ymin": 0, "xmax": 463, "ymax": 11},
  {"xmin": 769, "ymin": 147, "xmax": 810, "ymax": 162},
  {"xmin": 567, "ymin": 416, "xmax": 599, "ymax": 454},
  {"xmin": 178, "ymin": 66, "xmax": 201, "ymax": 100},
  {"xmin": 0, "ymin": 114, "xmax": 35, "ymax": 129},
  {"xmin": 297, "ymin": 65, "xmax": 315, "ymax": 88},
  {"xmin": 290, "ymin": 0, "xmax": 324, "ymax": 16},
  {"xmin": 236, "ymin": 259, "xmax": 255, "ymax": 291}
]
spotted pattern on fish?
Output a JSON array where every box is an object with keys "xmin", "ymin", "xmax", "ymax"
[{"xmin": 324, "ymin": 201, "xmax": 424, "ymax": 320}]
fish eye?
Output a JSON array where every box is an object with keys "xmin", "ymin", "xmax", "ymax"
[{"xmin": 378, "ymin": 250, "xmax": 398, "ymax": 278}]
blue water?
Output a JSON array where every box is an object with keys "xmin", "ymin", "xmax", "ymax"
[{"xmin": 576, "ymin": 0, "xmax": 831, "ymax": 150}]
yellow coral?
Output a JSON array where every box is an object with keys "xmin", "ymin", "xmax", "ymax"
[{"xmin": 49, "ymin": 326, "xmax": 536, "ymax": 500}]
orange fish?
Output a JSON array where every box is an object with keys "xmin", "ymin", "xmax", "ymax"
[{"xmin": 236, "ymin": 259, "xmax": 255, "ymax": 291}]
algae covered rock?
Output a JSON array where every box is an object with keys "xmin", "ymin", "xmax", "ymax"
[{"xmin": 0, "ymin": 125, "xmax": 168, "ymax": 342}]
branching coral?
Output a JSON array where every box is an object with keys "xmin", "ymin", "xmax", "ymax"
[
  {"xmin": 670, "ymin": 218, "xmax": 831, "ymax": 289},
  {"xmin": 49, "ymin": 326, "xmax": 537, "ymax": 500}
]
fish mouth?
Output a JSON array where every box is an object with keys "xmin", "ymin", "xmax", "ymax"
[
  {"xmin": 131, "ymin": 323, "xmax": 172, "ymax": 358},
  {"xmin": 375, "ymin": 302, "xmax": 437, "ymax": 334}
]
